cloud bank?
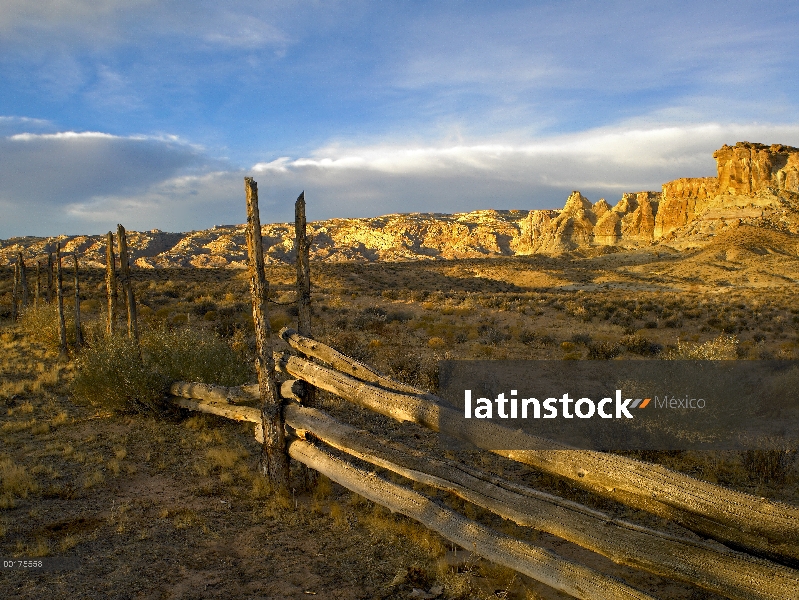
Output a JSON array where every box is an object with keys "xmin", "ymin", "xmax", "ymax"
[{"xmin": 3, "ymin": 121, "xmax": 799, "ymax": 238}]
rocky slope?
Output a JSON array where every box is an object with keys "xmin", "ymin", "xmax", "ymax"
[{"xmin": 2, "ymin": 142, "xmax": 799, "ymax": 268}]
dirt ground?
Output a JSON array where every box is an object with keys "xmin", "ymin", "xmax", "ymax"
[{"xmin": 2, "ymin": 243, "xmax": 798, "ymax": 599}]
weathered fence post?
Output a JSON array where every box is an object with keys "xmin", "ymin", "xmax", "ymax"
[
  {"xmin": 73, "ymin": 253, "xmax": 83, "ymax": 347},
  {"xmin": 56, "ymin": 243, "xmax": 67, "ymax": 357},
  {"xmin": 245, "ymin": 177, "xmax": 289, "ymax": 491},
  {"xmin": 294, "ymin": 191, "xmax": 317, "ymax": 487},
  {"xmin": 106, "ymin": 232, "xmax": 117, "ymax": 336},
  {"xmin": 46, "ymin": 252, "xmax": 53, "ymax": 303},
  {"xmin": 11, "ymin": 261, "xmax": 19, "ymax": 321},
  {"xmin": 18, "ymin": 253, "xmax": 28, "ymax": 308},
  {"xmin": 295, "ymin": 191, "xmax": 312, "ymax": 338},
  {"xmin": 35, "ymin": 260, "xmax": 41, "ymax": 307},
  {"xmin": 117, "ymin": 225, "xmax": 138, "ymax": 340}
]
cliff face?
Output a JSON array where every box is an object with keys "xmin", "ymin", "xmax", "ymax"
[
  {"xmin": 654, "ymin": 177, "xmax": 718, "ymax": 238},
  {"xmin": 3, "ymin": 142, "xmax": 799, "ymax": 267},
  {"xmin": 714, "ymin": 142, "xmax": 799, "ymax": 195}
]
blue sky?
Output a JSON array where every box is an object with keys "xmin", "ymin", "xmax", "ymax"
[{"xmin": 1, "ymin": 0, "xmax": 798, "ymax": 238}]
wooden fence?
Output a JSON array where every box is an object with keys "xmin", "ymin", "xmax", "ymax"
[
  {"xmin": 5, "ymin": 226, "xmax": 139, "ymax": 355},
  {"xmin": 167, "ymin": 178, "xmax": 799, "ymax": 600}
]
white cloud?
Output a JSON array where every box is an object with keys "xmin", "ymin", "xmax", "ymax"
[
  {"xmin": 0, "ymin": 130, "xmax": 212, "ymax": 237},
  {"xmin": 3, "ymin": 120, "xmax": 799, "ymax": 239}
]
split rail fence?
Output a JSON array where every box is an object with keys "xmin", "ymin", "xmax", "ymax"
[{"xmin": 168, "ymin": 178, "xmax": 798, "ymax": 600}]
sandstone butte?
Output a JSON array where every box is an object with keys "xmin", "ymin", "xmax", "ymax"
[{"xmin": 2, "ymin": 141, "xmax": 799, "ymax": 267}]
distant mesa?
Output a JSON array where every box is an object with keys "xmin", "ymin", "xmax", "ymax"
[{"xmin": 2, "ymin": 142, "xmax": 799, "ymax": 266}]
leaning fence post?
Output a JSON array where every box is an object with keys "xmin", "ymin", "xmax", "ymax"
[
  {"xmin": 117, "ymin": 225, "xmax": 138, "ymax": 340},
  {"xmin": 56, "ymin": 243, "xmax": 67, "ymax": 357},
  {"xmin": 11, "ymin": 261, "xmax": 19, "ymax": 321},
  {"xmin": 73, "ymin": 253, "xmax": 83, "ymax": 347},
  {"xmin": 106, "ymin": 232, "xmax": 117, "ymax": 336},
  {"xmin": 245, "ymin": 177, "xmax": 289, "ymax": 491},
  {"xmin": 18, "ymin": 253, "xmax": 28, "ymax": 309},
  {"xmin": 46, "ymin": 252, "xmax": 53, "ymax": 303}
]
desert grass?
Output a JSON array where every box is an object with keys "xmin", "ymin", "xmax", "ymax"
[{"xmin": 1, "ymin": 257, "xmax": 798, "ymax": 598}]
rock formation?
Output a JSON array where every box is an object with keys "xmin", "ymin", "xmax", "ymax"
[
  {"xmin": 3, "ymin": 142, "xmax": 799, "ymax": 267},
  {"xmin": 714, "ymin": 142, "xmax": 799, "ymax": 195}
]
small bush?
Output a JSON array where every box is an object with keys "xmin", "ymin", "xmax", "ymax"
[
  {"xmin": 587, "ymin": 341, "xmax": 621, "ymax": 360},
  {"xmin": 18, "ymin": 304, "xmax": 75, "ymax": 351},
  {"xmin": 385, "ymin": 310, "xmax": 413, "ymax": 323},
  {"xmin": 620, "ymin": 334, "xmax": 662, "ymax": 356},
  {"xmin": 352, "ymin": 307, "xmax": 387, "ymax": 331},
  {"xmin": 427, "ymin": 337, "xmax": 446, "ymax": 349},
  {"xmin": 334, "ymin": 331, "xmax": 371, "ymax": 362},
  {"xmin": 73, "ymin": 326, "xmax": 252, "ymax": 413},
  {"xmin": 73, "ymin": 335, "xmax": 167, "ymax": 413},
  {"xmin": 570, "ymin": 333, "xmax": 592, "ymax": 346},
  {"xmin": 140, "ymin": 327, "xmax": 252, "ymax": 387},
  {"xmin": 478, "ymin": 325, "xmax": 509, "ymax": 345},
  {"xmin": 0, "ymin": 458, "xmax": 38, "ymax": 508},
  {"xmin": 667, "ymin": 335, "xmax": 739, "ymax": 360},
  {"xmin": 742, "ymin": 447, "xmax": 795, "ymax": 484}
]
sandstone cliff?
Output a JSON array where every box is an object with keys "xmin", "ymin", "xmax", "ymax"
[{"xmin": 3, "ymin": 142, "xmax": 799, "ymax": 267}]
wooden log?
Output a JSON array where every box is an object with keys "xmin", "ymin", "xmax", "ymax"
[
  {"xmin": 161, "ymin": 381, "xmax": 799, "ymax": 597},
  {"xmin": 287, "ymin": 438, "xmax": 656, "ymax": 600},
  {"xmin": 170, "ymin": 396, "xmax": 261, "ymax": 423},
  {"xmin": 277, "ymin": 352, "xmax": 799, "ymax": 564},
  {"xmin": 11, "ymin": 261, "xmax": 19, "ymax": 321},
  {"xmin": 55, "ymin": 243, "xmax": 67, "ymax": 356},
  {"xmin": 17, "ymin": 253, "xmax": 28, "ymax": 308},
  {"xmin": 245, "ymin": 177, "xmax": 289, "ymax": 490},
  {"xmin": 73, "ymin": 253, "xmax": 83, "ymax": 347},
  {"xmin": 284, "ymin": 403, "xmax": 799, "ymax": 600},
  {"xmin": 170, "ymin": 381, "xmax": 259, "ymax": 405},
  {"xmin": 46, "ymin": 252, "xmax": 53, "ymax": 303},
  {"xmin": 279, "ymin": 327, "xmax": 431, "ymax": 397},
  {"xmin": 106, "ymin": 232, "xmax": 117, "ymax": 336},
  {"xmin": 35, "ymin": 259, "xmax": 40, "ymax": 308},
  {"xmin": 280, "ymin": 379, "xmax": 306, "ymax": 402},
  {"xmin": 117, "ymin": 225, "xmax": 138, "ymax": 340}
]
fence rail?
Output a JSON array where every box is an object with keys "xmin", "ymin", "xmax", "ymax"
[
  {"xmin": 169, "ymin": 368, "xmax": 799, "ymax": 600},
  {"xmin": 275, "ymin": 333, "xmax": 799, "ymax": 564}
]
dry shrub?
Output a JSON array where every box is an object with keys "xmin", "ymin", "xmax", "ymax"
[
  {"xmin": 741, "ymin": 444, "xmax": 796, "ymax": 484},
  {"xmin": 72, "ymin": 335, "xmax": 167, "ymax": 413},
  {"xmin": 427, "ymin": 337, "xmax": 446, "ymax": 349},
  {"xmin": 620, "ymin": 334, "xmax": 662, "ymax": 356},
  {"xmin": 0, "ymin": 458, "xmax": 38, "ymax": 508},
  {"xmin": 140, "ymin": 326, "xmax": 252, "ymax": 387},
  {"xmin": 206, "ymin": 446, "xmax": 248, "ymax": 470},
  {"xmin": 587, "ymin": 341, "xmax": 621, "ymax": 360},
  {"xmin": 73, "ymin": 326, "xmax": 252, "ymax": 413},
  {"xmin": 17, "ymin": 304, "xmax": 74, "ymax": 351},
  {"xmin": 668, "ymin": 334, "xmax": 739, "ymax": 360}
]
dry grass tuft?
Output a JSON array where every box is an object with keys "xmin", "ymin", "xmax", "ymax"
[
  {"xmin": 0, "ymin": 458, "xmax": 38, "ymax": 508},
  {"xmin": 668, "ymin": 334, "xmax": 739, "ymax": 359},
  {"xmin": 82, "ymin": 470, "xmax": 104, "ymax": 489}
]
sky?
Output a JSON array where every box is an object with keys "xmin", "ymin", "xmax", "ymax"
[{"xmin": 1, "ymin": 0, "xmax": 798, "ymax": 238}]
